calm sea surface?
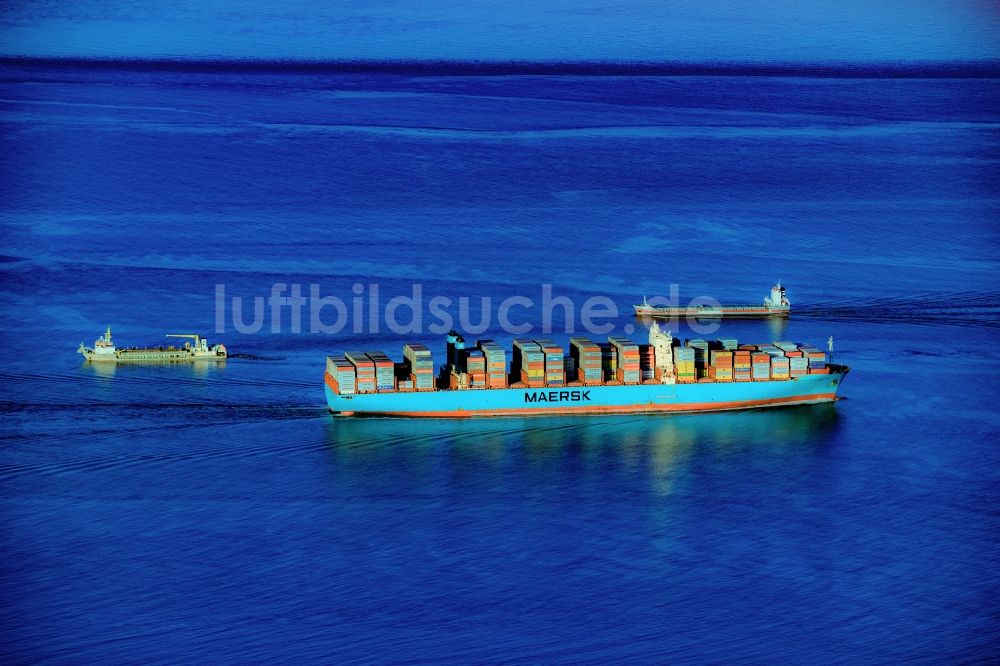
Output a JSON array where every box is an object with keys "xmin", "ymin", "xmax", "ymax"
[{"xmin": 1, "ymin": 63, "xmax": 998, "ymax": 662}]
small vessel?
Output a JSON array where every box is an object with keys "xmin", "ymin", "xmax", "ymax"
[
  {"xmin": 324, "ymin": 323, "xmax": 846, "ymax": 418},
  {"xmin": 78, "ymin": 328, "xmax": 227, "ymax": 363},
  {"xmin": 634, "ymin": 281, "xmax": 791, "ymax": 318}
]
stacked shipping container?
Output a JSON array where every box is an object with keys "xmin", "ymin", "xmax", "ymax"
[
  {"xmin": 688, "ymin": 339, "xmax": 710, "ymax": 378},
  {"xmin": 404, "ymin": 343, "xmax": 435, "ymax": 390},
  {"xmin": 570, "ymin": 337, "xmax": 603, "ymax": 385},
  {"xmin": 478, "ymin": 340, "xmax": 508, "ymax": 388},
  {"xmin": 514, "ymin": 339, "xmax": 545, "ymax": 388},
  {"xmin": 733, "ymin": 349, "xmax": 752, "ymax": 382},
  {"xmin": 708, "ymin": 349, "xmax": 733, "ymax": 382},
  {"xmin": 799, "ymin": 344, "xmax": 828, "ymax": 373},
  {"xmin": 784, "ymin": 349, "xmax": 808, "ymax": 378},
  {"xmin": 639, "ymin": 344, "xmax": 655, "ymax": 381},
  {"xmin": 609, "ymin": 337, "xmax": 641, "ymax": 384},
  {"xmin": 751, "ymin": 351, "xmax": 771, "ymax": 380},
  {"xmin": 326, "ymin": 355, "xmax": 357, "ymax": 394},
  {"xmin": 599, "ymin": 343, "xmax": 617, "ymax": 382},
  {"xmin": 466, "ymin": 349, "xmax": 486, "ymax": 388},
  {"xmin": 673, "ymin": 346, "xmax": 696, "ymax": 383},
  {"xmin": 365, "ymin": 351, "xmax": 396, "ymax": 392},
  {"xmin": 535, "ymin": 339, "xmax": 566, "ymax": 387},
  {"xmin": 345, "ymin": 351, "xmax": 376, "ymax": 393},
  {"xmin": 766, "ymin": 348, "xmax": 790, "ymax": 380}
]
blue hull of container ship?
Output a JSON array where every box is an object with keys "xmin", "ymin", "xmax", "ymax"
[{"xmin": 325, "ymin": 368, "xmax": 848, "ymax": 417}]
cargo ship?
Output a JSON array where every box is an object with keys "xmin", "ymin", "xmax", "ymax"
[
  {"xmin": 78, "ymin": 328, "xmax": 227, "ymax": 363},
  {"xmin": 324, "ymin": 323, "xmax": 845, "ymax": 418},
  {"xmin": 634, "ymin": 282, "xmax": 791, "ymax": 318}
]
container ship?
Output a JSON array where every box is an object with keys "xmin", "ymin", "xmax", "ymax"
[
  {"xmin": 634, "ymin": 282, "xmax": 790, "ymax": 318},
  {"xmin": 78, "ymin": 328, "xmax": 227, "ymax": 363},
  {"xmin": 324, "ymin": 323, "xmax": 845, "ymax": 418}
]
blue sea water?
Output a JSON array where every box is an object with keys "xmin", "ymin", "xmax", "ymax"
[
  {"xmin": 2, "ymin": 1, "xmax": 999, "ymax": 62},
  {"xmin": 1, "ymin": 63, "xmax": 999, "ymax": 662}
]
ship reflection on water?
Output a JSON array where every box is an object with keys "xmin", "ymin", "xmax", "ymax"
[
  {"xmin": 84, "ymin": 361, "xmax": 118, "ymax": 379},
  {"xmin": 765, "ymin": 315, "xmax": 789, "ymax": 340},
  {"xmin": 322, "ymin": 405, "xmax": 841, "ymax": 497}
]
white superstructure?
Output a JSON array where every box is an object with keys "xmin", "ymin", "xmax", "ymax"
[{"xmin": 648, "ymin": 320, "xmax": 676, "ymax": 383}]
